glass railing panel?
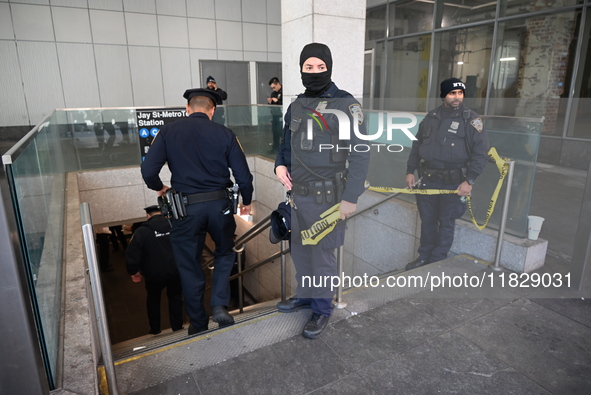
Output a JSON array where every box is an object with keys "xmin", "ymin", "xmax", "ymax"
[
  {"xmin": 365, "ymin": 110, "xmax": 423, "ymax": 197},
  {"xmin": 5, "ymin": 112, "xmax": 66, "ymax": 386},
  {"xmin": 364, "ymin": 109, "xmax": 543, "ymax": 237},
  {"xmin": 476, "ymin": 116, "xmax": 543, "ymax": 237},
  {"xmin": 49, "ymin": 105, "xmax": 540, "ymax": 237},
  {"xmin": 57, "ymin": 108, "xmax": 140, "ymax": 171},
  {"xmin": 224, "ymin": 105, "xmax": 280, "ymax": 159},
  {"xmin": 51, "ymin": 105, "xmax": 284, "ymax": 171}
]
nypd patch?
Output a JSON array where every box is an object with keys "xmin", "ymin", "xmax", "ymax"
[
  {"xmin": 470, "ymin": 117, "xmax": 484, "ymax": 133},
  {"xmin": 349, "ymin": 104, "xmax": 364, "ymax": 125}
]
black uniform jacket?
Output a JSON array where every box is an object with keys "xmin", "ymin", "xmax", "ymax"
[
  {"xmin": 275, "ymin": 82, "xmax": 370, "ymax": 204},
  {"xmin": 126, "ymin": 215, "xmax": 179, "ymax": 280},
  {"xmin": 270, "ymin": 88, "xmax": 283, "ymax": 105},
  {"xmin": 406, "ymin": 104, "xmax": 489, "ymax": 181},
  {"xmin": 141, "ymin": 112, "xmax": 254, "ymax": 205},
  {"xmin": 210, "ymin": 88, "xmax": 227, "ymax": 104}
]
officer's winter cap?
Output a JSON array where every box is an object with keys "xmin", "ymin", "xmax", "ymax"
[
  {"xmin": 183, "ymin": 88, "xmax": 222, "ymax": 107},
  {"xmin": 144, "ymin": 205, "xmax": 160, "ymax": 214},
  {"xmin": 299, "ymin": 43, "xmax": 333, "ymax": 72},
  {"xmin": 269, "ymin": 201, "xmax": 291, "ymax": 244},
  {"xmin": 206, "ymin": 76, "xmax": 216, "ymax": 83},
  {"xmin": 440, "ymin": 78, "xmax": 466, "ymax": 98}
]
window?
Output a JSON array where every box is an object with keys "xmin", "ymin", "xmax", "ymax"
[
  {"xmin": 568, "ymin": 11, "xmax": 591, "ymax": 138},
  {"xmin": 383, "ymin": 35, "xmax": 432, "ymax": 112},
  {"xmin": 367, "ymin": 5, "xmax": 387, "ymax": 41},
  {"xmin": 437, "ymin": 0, "xmax": 496, "ymax": 28},
  {"xmin": 488, "ymin": 11, "xmax": 580, "ymax": 137},
  {"xmin": 500, "ymin": 0, "xmax": 583, "ymax": 18},
  {"xmin": 432, "ymin": 25, "xmax": 494, "ymax": 113},
  {"xmin": 388, "ymin": 0, "xmax": 433, "ymax": 36}
]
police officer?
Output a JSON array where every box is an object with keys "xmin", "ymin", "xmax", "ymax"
[
  {"xmin": 205, "ymin": 76, "xmax": 228, "ymax": 104},
  {"xmin": 141, "ymin": 88, "xmax": 254, "ymax": 335},
  {"xmin": 405, "ymin": 78, "xmax": 489, "ymax": 270},
  {"xmin": 275, "ymin": 43, "xmax": 370, "ymax": 339},
  {"xmin": 126, "ymin": 205, "xmax": 183, "ymax": 335},
  {"xmin": 206, "ymin": 76, "xmax": 227, "ymax": 125},
  {"xmin": 267, "ymin": 77, "xmax": 283, "ymax": 153}
]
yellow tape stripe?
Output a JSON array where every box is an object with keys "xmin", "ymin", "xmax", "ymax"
[
  {"xmin": 466, "ymin": 147, "xmax": 509, "ymax": 230},
  {"xmin": 368, "ymin": 186, "xmax": 458, "ymax": 194},
  {"xmin": 300, "ymin": 147, "xmax": 510, "ymax": 243},
  {"xmin": 301, "ymin": 209, "xmax": 341, "ymax": 245}
]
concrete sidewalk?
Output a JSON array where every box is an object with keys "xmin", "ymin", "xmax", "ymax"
[
  {"xmin": 63, "ymin": 160, "xmax": 589, "ymax": 395},
  {"xmin": 120, "ymin": 255, "xmax": 591, "ymax": 394}
]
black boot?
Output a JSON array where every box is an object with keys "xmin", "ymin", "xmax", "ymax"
[
  {"xmin": 302, "ymin": 313, "xmax": 330, "ymax": 339},
  {"xmin": 277, "ymin": 297, "xmax": 312, "ymax": 313},
  {"xmin": 188, "ymin": 324, "xmax": 207, "ymax": 336},
  {"xmin": 405, "ymin": 257, "xmax": 429, "ymax": 270},
  {"xmin": 212, "ymin": 305, "xmax": 235, "ymax": 327}
]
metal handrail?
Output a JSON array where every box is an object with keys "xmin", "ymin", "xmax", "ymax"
[
  {"xmin": 230, "ymin": 191, "xmax": 402, "ymax": 312},
  {"xmin": 230, "ymin": 245, "xmax": 291, "ymax": 281},
  {"xmin": 232, "ymin": 213, "xmax": 277, "ymax": 313},
  {"xmin": 234, "ymin": 214, "xmax": 272, "ymax": 249},
  {"xmin": 80, "ymin": 203, "xmax": 119, "ymax": 395}
]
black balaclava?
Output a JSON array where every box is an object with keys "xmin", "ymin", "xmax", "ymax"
[{"xmin": 299, "ymin": 43, "xmax": 333, "ymax": 96}]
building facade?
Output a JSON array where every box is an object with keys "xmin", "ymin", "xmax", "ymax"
[
  {"xmin": 365, "ymin": 0, "xmax": 591, "ymax": 170},
  {"xmin": 0, "ymin": 0, "xmax": 281, "ymax": 130}
]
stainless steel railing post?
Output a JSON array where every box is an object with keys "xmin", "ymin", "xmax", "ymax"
[
  {"xmin": 334, "ymin": 245, "xmax": 347, "ymax": 309},
  {"xmin": 235, "ymin": 243, "xmax": 245, "ymax": 314},
  {"xmin": 80, "ymin": 203, "xmax": 118, "ymax": 395},
  {"xmin": 280, "ymin": 240, "xmax": 287, "ymax": 302},
  {"xmin": 493, "ymin": 160, "xmax": 515, "ymax": 271}
]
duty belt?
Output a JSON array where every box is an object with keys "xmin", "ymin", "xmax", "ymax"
[
  {"xmin": 292, "ymin": 181, "xmax": 336, "ymax": 204},
  {"xmin": 183, "ymin": 189, "xmax": 228, "ymax": 206},
  {"xmin": 420, "ymin": 166, "xmax": 466, "ymax": 185}
]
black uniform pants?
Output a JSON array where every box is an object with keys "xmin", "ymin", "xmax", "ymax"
[
  {"xmin": 415, "ymin": 179, "xmax": 467, "ymax": 263},
  {"xmin": 109, "ymin": 225, "xmax": 127, "ymax": 251},
  {"xmin": 170, "ymin": 199, "xmax": 236, "ymax": 330},
  {"xmin": 145, "ymin": 275, "xmax": 183, "ymax": 333},
  {"xmin": 291, "ymin": 194, "xmax": 345, "ymax": 317},
  {"xmin": 271, "ymin": 114, "xmax": 282, "ymax": 149},
  {"xmin": 96, "ymin": 233, "xmax": 110, "ymax": 271}
]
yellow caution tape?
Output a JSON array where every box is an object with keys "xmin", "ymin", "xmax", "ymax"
[
  {"xmin": 300, "ymin": 147, "xmax": 509, "ymax": 245},
  {"xmin": 368, "ymin": 186, "xmax": 458, "ymax": 195},
  {"xmin": 301, "ymin": 203, "xmax": 341, "ymax": 245},
  {"xmin": 466, "ymin": 147, "xmax": 510, "ymax": 230}
]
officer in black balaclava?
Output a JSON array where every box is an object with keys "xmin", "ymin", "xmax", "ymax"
[
  {"xmin": 273, "ymin": 43, "xmax": 370, "ymax": 339},
  {"xmin": 298, "ymin": 42, "xmax": 333, "ymax": 96}
]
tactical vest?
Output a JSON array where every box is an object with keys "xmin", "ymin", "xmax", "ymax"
[{"xmin": 289, "ymin": 97, "xmax": 349, "ymax": 168}]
